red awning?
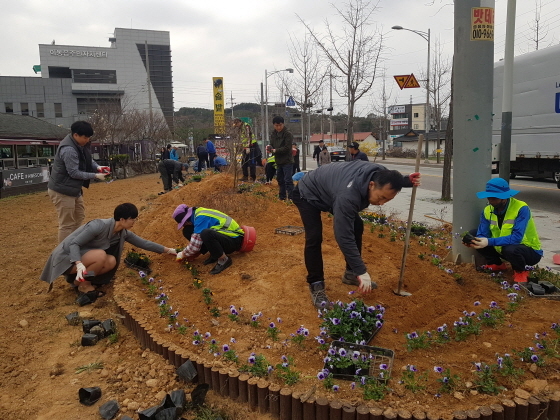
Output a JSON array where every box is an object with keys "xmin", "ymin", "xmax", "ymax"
[{"xmin": 0, "ymin": 139, "xmax": 61, "ymax": 145}]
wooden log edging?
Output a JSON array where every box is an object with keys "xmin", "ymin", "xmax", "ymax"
[{"xmin": 114, "ymin": 301, "xmax": 560, "ymax": 420}]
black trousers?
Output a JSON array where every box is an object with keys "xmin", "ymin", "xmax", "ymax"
[
  {"xmin": 468, "ymin": 228, "xmax": 542, "ymax": 272},
  {"xmin": 200, "ymin": 229, "xmax": 243, "ymax": 259},
  {"xmin": 242, "ymin": 152, "xmax": 256, "ymax": 180},
  {"xmin": 208, "ymin": 152, "xmax": 216, "ymax": 168},
  {"xmin": 158, "ymin": 161, "xmax": 172, "ymax": 191},
  {"xmin": 197, "ymin": 153, "xmax": 208, "ymax": 172},
  {"xmin": 265, "ymin": 163, "xmax": 276, "ymax": 182},
  {"xmin": 293, "ymin": 187, "xmax": 363, "ymax": 284}
]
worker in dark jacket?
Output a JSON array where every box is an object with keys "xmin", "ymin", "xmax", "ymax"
[
  {"xmin": 293, "ymin": 161, "xmax": 421, "ymax": 309},
  {"xmin": 47, "ymin": 121, "xmax": 110, "ymax": 243},
  {"xmin": 158, "ymin": 159, "xmax": 188, "ymax": 194},
  {"xmin": 269, "ymin": 116, "xmax": 294, "ymax": 200},
  {"xmin": 348, "ymin": 142, "xmax": 369, "ymax": 161}
]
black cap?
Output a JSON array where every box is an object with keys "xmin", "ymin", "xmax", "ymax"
[{"xmin": 349, "ymin": 142, "xmax": 360, "ymax": 149}]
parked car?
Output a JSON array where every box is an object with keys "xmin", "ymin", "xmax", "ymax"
[{"xmin": 327, "ymin": 146, "xmax": 346, "ymax": 161}]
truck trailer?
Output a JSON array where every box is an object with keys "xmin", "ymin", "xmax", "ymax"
[{"xmin": 492, "ymin": 43, "xmax": 560, "ymax": 188}]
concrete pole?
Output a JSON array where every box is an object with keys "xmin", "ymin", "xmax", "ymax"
[
  {"xmin": 450, "ymin": 0, "xmax": 495, "ymax": 264},
  {"xmin": 265, "ymin": 70, "xmax": 269, "ymax": 147},
  {"xmin": 498, "ymin": 0, "xmax": 516, "ymax": 182},
  {"xmin": 424, "ymin": 29, "xmax": 431, "ymax": 164},
  {"xmin": 260, "ymin": 82, "xmax": 265, "ymax": 151}
]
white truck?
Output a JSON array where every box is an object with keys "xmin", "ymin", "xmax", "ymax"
[{"xmin": 492, "ymin": 43, "xmax": 560, "ymax": 189}]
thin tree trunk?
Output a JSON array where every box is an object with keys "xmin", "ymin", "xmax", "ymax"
[{"xmin": 441, "ymin": 64, "xmax": 454, "ymax": 201}]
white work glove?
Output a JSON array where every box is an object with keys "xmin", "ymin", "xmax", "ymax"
[
  {"xmin": 166, "ymin": 247, "xmax": 177, "ymax": 256},
  {"xmin": 472, "ymin": 237, "xmax": 489, "ymax": 249},
  {"xmin": 357, "ymin": 272, "xmax": 373, "ymax": 293},
  {"xmin": 176, "ymin": 250, "xmax": 185, "ymax": 261},
  {"xmin": 75, "ymin": 262, "xmax": 87, "ymax": 282},
  {"xmin": 97, "ymin": 166, "xmax": 111, "ymax": 174},
  {"xmin": 95, "ymin": 173, "xmax": 107, "ymax": 181}
]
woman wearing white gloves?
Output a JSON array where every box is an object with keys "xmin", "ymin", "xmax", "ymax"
[{"xmin": 40, "ymin": 203, "xmax": 176, "ymax": 305}]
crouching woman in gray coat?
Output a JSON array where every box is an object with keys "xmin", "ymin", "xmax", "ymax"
[{"xmin": 40, "ymin": 203, "xmax": 177, "ymax": 301}]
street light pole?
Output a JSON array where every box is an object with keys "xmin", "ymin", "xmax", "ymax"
[
  {"xmin": 392, "ymin": 26, "xmax": 431, "ymax": 163},
  {"xmin": 264, "ymin": 68, "xmax": 294, "ymax": 147}
]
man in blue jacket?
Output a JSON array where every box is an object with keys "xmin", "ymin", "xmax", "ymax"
[
  {"xmin": 293, "ymin": 161, "xmax": 420, "ymax": 309},
  {"xmin": 204, "ymin": 138, "xmax": 217, "ymax": 168}
]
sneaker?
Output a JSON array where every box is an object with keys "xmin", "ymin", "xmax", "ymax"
[
  {"xmin": 341, "ymin": 270, "xmax": 360, "ymax": 286},
  {"xmin": 481, "ymin": 263, "xmax": 508, "ymax": 272},
  {"xmin": 513, "ymin": 271, "xmax": 529, "ymax": 283},
  {"xmin": 309, "ymin": 281, "xmax": 332, "ymax": 310}
]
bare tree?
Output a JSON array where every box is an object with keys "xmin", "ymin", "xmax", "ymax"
[
  {"xmin": 528, "ymin": 0, "xmax": 549, "ymax": 51},
  {"xmin": 441, "ymin": 63, "xmax": 453, "ymax": 201},
  {"xmin": 282, "ymin": 32, "xmax": 327, "ymax": 167},
  {"xmin": 298, "ymin": 0, "xmax": 383, "ymax": 149}
]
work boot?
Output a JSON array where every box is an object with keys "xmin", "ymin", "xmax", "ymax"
[
  {"xmin": 309, "ymin": 281, "xmax": 332, "ymax": 310},
  {"xmin": 513, "ymin": 271, "xmax": 529, "ymax": 283},
  {"xmin": 481, "ymin": 263, "xmax": 508, "ymax": 272},
  {"xmin": 341, "ymin": 270, "xmax": 360, "ymax": 286}
]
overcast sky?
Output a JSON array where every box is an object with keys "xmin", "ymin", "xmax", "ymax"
[{"xmin": 1, "ymin": 0, "xmax": 559, "ymax": 118}]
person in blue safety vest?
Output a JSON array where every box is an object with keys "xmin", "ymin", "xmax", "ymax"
[
  {"xmin": 464, "ymin": 177, "xmax": 543, "ymax": 284},
  {"xmin": 173, "ymin": 204, "xmax": 245, "ymax": 275}
]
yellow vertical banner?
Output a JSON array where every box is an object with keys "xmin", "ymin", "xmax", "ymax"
[
  {"xmin": 471, "ymin": 7, "xmax": 494, "ymax": 41},
  {"xmin": 213, "ymin": 77, "xmax": 225, "ymax": 134}
]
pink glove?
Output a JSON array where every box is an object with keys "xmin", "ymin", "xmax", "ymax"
[
  {"xmin": 97, "ymin": 166, "xmax": 111, "ymax": 174},
  {"xmin": 409, "ymin": 172, "xmax": 421, "ymax": 187}
]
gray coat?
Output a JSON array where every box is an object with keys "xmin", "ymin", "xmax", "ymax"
[
  {"xmin": 40, "ymin": 218, "xmax": 165, "ymax": 284},
  {"xmin": 298, "ymin": 161, "xmax": 412, "ymax": 275}
]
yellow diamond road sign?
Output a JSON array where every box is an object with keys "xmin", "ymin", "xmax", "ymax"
[
  {"xmin": 404, "ymin": 73, "xmax": 420, "ymax": 89},
  {"xmin": 393, "ymin": 73, "xmax": 421, "ymax": 90}
]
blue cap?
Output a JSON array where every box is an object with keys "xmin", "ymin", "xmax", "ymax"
[{"xmin": 476, "ymin": 178, "xmax": 519, "ymax": 199}]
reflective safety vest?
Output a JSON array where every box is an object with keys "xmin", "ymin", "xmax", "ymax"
[
  {"xmin": 483, "ymin": 197, "xmax": 541, "ymax": 254},
  {"xmin": 240, "ymin": 122, "xmax": 253, "ymax": 147},
  {"xmin": 194, "ymin": 207, "xmax": 244, "ymax": 238},
  {"xmin": 266, "ymin": 155, "xmax": 276, "ymax": 168}
]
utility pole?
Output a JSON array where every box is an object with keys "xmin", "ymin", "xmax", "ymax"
[
  {"xmin": 260, "ymin": 83, "xmax": 265, "ymax": 149},
  {"xmin": 450, "ymin": 0, "xmax": 495, "ymax": 264},
  {"xmin": 498, "ymin": 0, "xmax": 516, "ymax": 182},
  {"xmin": 230, "ymin": 91, "xmax": 235, "ymax": 118},
  {"xmin": 329, "ymin": 73, "xmax": 333, "ymax": 146}
]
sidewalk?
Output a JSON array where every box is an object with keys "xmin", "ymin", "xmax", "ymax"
[{"xmin": 302, "ymin": 156, "xmax": 560, "ymax": 271}]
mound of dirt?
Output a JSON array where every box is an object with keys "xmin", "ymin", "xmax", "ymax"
[{"xmin": 1, "ymin": 172, "xmax": 559, "ymax": 420}]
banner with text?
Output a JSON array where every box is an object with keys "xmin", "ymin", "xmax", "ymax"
[
  {"xmin": 2, "ymin": 167, "xmax": 50, "ymax": 188},
  {"xmin": 213, "ymin": 77, "xmax": 225, "ymax": 134}
]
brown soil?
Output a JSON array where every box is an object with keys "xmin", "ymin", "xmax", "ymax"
[{"xmin": 1, "ymin": 172, "xmax": 559, "ymax": 420}]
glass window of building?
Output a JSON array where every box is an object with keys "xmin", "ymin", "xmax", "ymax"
[
  {"xmin": 72, "ymin": 69, "xmax": 117, "ymax": 84},
  {"xmin": 0, "ymin": 146, "xmax": 13, "ymax": 158},
  {"xmin": 21, "ymin": 103, "xmax": 29, "ymax": 116},
  {"xmin": 414, "ymin": 113, "xmax": 419, "ymax": 118},
  {"xmin": 38, "ymin": 146, "xmax": 55, "ymax": 157},
  {"xmin": 414, "ymin": 124, "xmax": 419, "ymax": 129},
  {"xmin": 16, "ymin": 145, "xmax": 37, "ymax": 158},
  {"xmin": 54, "ymin": 103, "xmax": 62, "ymax": 118},
  {"xmin": 36, "ymin": 103, "xmax": 44, "ymax": 118},
  {"xmin": 5, "ymin": 103, "xmax": 13, "ymax": 113}
]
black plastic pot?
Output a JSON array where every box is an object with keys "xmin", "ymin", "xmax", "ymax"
[
  {"xmin": 102, "ymin": 319, "xmax": 116, "ymax": 336},
  {"xmin": 191, "ymin": 383, "xmax": 210, "ymax": 407},
  {"xmin": 123, "ymin": 259, "xmax": 152, "ymax": 274},
  {"xmin": 81, "ymin": 333, "xmax": 99, "ymax": 346},
  {"xmin": 99, "ymin": 400, "xmax": 120, "ymax": 420},
  {"xmin": 82, "ymin": 319, "xmax": 102, "ymax": 333},
  {"xmin": 78, "ymin": 387, "xmax": 102, "ymax": 406},
  {"xmin": 66, "ymin": 312, "xmax": 81, "ymax": 326},
  {"xmin": 176, "ymin": 360, "xmax": 197, "ymax": 382}
]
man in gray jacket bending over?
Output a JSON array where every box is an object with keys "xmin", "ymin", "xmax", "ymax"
[
  {"xmin": 293, "ymin": 161, "xmax": 421, "ymax": 309},
  {"xmin": 41, "ymin": 203, "xmax": 177, "ymax": 304}
]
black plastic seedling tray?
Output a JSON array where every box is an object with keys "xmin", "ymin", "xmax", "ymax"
[
  {"xmin": 518, "ymin": 281, "xmax": 560, "ymax": 300},
  {"xmin": 324, "ymin": 341, "xmax": 394, "ymax": 382}
]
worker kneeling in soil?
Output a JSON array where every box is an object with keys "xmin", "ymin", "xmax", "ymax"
[
  {"xmin": 293, "ymin": 161, "xmax": 421, "ymax": 309},
  {"xmin": 173, "ymin": 204, "xmax": 244, "ymax": 274},
  {"xmin": 40, "ymin": 203, "xmax": 177, "ymax": 305},
  {"xmin": 463, "ymin": 177, "xmax": 542, "ymax": 283}
]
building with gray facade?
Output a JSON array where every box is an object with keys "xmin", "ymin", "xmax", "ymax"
[{"xmin": 0, "ymin": 28, "xmax": 173, "ymax": 130}]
